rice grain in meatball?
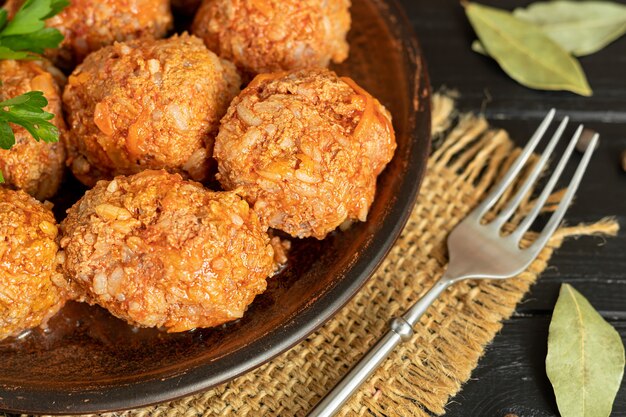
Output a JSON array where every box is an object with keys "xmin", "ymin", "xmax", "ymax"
[
  {"xmin": 0, "ymin": 60, "xmax": 66, "ymax": 201},
  {"xmin": 63, "ymin": 34, "xmax": 241, "ymax": 186},
  {"xmin": 4, "ymin": 0, "xmax": 173, "ymax": 69},
  {"xmin": 60, "ymin": 170, "xmax": 275, "ymax": 332},
  {"xmin": 192, "ymin": 0, "xmax": 351, "ymax": 75},
  {"xmin": 214, "ymin": 69, "xmax": 396, "ymax": 239},
  {"xmin": 0, "ymin": 188, "xmax": 66, "ymax": 340}
]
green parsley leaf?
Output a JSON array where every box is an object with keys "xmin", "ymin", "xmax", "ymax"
[
  {"xmin": 0, "ymin": 0, "xmax": 68, "ymax": 57},
  {"xmin": 2, "ymin": 0, "xmax": 50, "ymax": 36},
  {"xmin": 1, "ymin": 90, "xmax": 48, "ymax": 107},
  {"xmin": 0, "ymin": 28, "xmax": 64, "ymax": 53},
  {"xmin": 0, "ymin": 91, "xmax": 59, "ymax": 150},
  {"xmin": 0, "ymin": 119, "xmax": 16, "ymax": 150},
  {"xmin": 0, "ymin": 0, "xmax": 68, "ymax": 182},
  {"xmin": 0, "ymin": 45, "xmax": 38, "ymax": 60},
  {"xmin": 0, "ymin": 9, "xmax": 8, "ymax": 31},
  {"xmin": 44, "ymin": 0, "xmax": 70, "ymax": 19}
]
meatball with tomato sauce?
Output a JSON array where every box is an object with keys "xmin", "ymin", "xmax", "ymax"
[
  {"xmin": 0, "ymin": 188, "xmax": 66, "ymax": 340},
  {"xmin": 4, "ymin": 0, "xmax": 173, "ymax": 69},
  {"xmin": 0, "ymin": 60, "xmax": 66, "ymax": 201},
  {"xmin": 214, "ymin": 68, "xmax": 396, "ymax": 240},
  {"xmin": 59, "ymin": 170, "xmax": 275, "ymax": 332},
  {"xmin": 62, "ymin": 34, "xmax": 241, "ymax": 187},
  {"xmin": 192, "ymin": 0, "xmax": 351, "ymax": 76}
]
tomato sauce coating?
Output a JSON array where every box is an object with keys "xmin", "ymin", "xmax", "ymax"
[
  {"xmin": 60, "ymin": 170, "xmax": 275, "ymax": 332},
  {"xmin": 192, "ymin": 0, "xmax": 351, "ymax": 75},
  {"xmin": 0, "ymin": 188, "xmax": 66, "ymax": 340},
  {"xmin": 63, "ymin": 34, "xmax": 241, "ymax": 186},
  {"xmin": 214, "ymin": 69, "xmax": 396, "ymax": 239},
  {"xmin": 0, "ymin": 60, "xmax": 67, "ymax": 200}
]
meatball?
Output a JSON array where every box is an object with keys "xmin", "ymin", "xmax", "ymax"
[
  {"xmin": 4, "ymin": 0, "xmax": 173, "ymax": 69},
  {"xmin": 63, "ymin": 34, "xmax": 241, "ymax": 187},
  {"xmin": 214, "ymin": 69, "xmax": 396, "ymax": 239},
  {"xmin": 60, "ymin": 170, "xmax": 275, "ymax": 332},
  {"xmin": 192, "ymin": 0, "xmax": 351, "ymax": 75},
  {"xmin": 0, "ymin": 188, "xmax": 66, "ymax": 340},
  {"xmin": 0, "ymin": 60, "xmax": 66, "ymax": 201}
]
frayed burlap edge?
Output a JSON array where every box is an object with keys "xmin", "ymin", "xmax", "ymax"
[{"xmin": 28, "ymin": 95, "xmax": 618, "ymax": 417}]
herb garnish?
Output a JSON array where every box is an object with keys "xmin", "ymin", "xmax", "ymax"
[
  {"xmin": 0, "ymin": 0, "xmax": 68, "ymax": 182},
  {"xmin": 0, "ymin": 91, "xmax": 59, "ymax": 150},
  {"xmin": 0, "ymin": 0, "xmax": 69, "ymax": 60}
]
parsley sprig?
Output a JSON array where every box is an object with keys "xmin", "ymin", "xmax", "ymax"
[
  {"xmin": 0, "ymin": 91, "xmax": 59, "ymax": 182},
  {"xmin": 0, "ymin": 0, "xmax": 69, "ymax": 60},
  {"xmin": 0, "ymin": 0, "xmax": 68, "ymax": 182},
  {"xmin": 0, "ymin": 91, "xmax": 59, "ymax": 148}
]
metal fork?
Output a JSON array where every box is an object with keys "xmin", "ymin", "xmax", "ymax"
[{"xmin": 307, "ymin": 109, "xmax": 599, "ymax": 417}]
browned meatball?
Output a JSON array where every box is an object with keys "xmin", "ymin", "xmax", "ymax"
[
  {"xmin": 214, "ymin": 69, "xmax": 396, "ymax": 239},
  {"xmin": 0, "ymin": 60, "xmax": 66, "ymax": 201},
  {"xmin": 0, "ymin": 188, "xmax": 66, "ymax": 340},
  {"xmin": 63, "ymin": 34, "xmax": 241, "ymax": 187},
  {"xmin": 60, "ymin": 170, "xmax": 275, "ymax": 332},
  {"xmin": 192, "ymin": 0, "xmax": 351, "ymax": 76},
  {"xmin": 4, "ymin": 0, "xmax": 173, "ymax": 69}
]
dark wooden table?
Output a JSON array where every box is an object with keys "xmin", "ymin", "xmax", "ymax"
[{"xmin": 402, "ymin": 0, "xmax": 626, "ymax": 415}]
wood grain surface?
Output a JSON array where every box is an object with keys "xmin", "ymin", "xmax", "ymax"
[{"xmin": 405, "ymin": 0, "xmax": 626, "ymax": 415}]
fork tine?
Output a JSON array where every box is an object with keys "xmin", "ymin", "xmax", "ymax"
[
  {"xmin": 471, "ymin": 109, "xmax": 556, "ymax": 220},
  {"xmin": 511, "ymin": 125, "xmax": 584, "ymax": 241},
  {"xmin": 491, "ymin": 116, "xmax": 569, "ymax": 229},
  {"xmin": 521, "ymin": 132, "xmax": 598, "ymax": 252}
]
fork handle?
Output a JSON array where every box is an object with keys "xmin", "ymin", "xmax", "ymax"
[
  {"xmin": 307, "ymin": 277, "xmax": 453, "ymax": 417},
  {"xmin": 306, "ymin": 318, "xmax": 412, "ymax": 417}
]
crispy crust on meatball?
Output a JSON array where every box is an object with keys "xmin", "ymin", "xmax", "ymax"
[
  {"xmin": 60, "ymin": 170, "xmax": 275, "ymax": 332},
  {"xmin": 0, "ymin": 60, "xmax": 67, "ymax": 201},
  {"xmin": 214, "ymin": 69, "xmax": 396, "ymax": 239},
  {"xmin": 0, "ymin": 188, "xmax": 66, "ymax": 340},
  {"xmin": 4, "ymin": 0, "xmax": 173, "ymax": 69},
  {"xmin": 62, "ymin": 34, "xmax": 241, "ymax": 187},
  {"xmin": 192, "ymin": 0, "xmax": 351, "ymax": 75}
]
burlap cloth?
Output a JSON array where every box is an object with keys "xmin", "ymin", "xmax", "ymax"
[{"xmin": 25, "ymin": 94, "xmax": 619, "ymax": 417}]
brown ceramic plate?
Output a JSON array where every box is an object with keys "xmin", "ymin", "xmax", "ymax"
[{"xmin": 0, "ymin": 0, "xmax": 430, "ymax": 413}]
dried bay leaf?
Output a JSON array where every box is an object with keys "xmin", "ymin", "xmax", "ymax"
[
  {"xmin": 471, "ymin": 2, "xmax": 626, "ymax": 57},
  {"xmin": 465, "ymin": 3, "xmax": 592, "ymax": 96},
  {"xmin": 514, "ymin": 1, "xmax": 626, "ymax": 57},
  {"xmin": 471, "ymin": 40, "xmax": 487, "ymax": 55},
  {"xmin": 546, "ymin": 284, "xmax": 625, "ymax": 417}
]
